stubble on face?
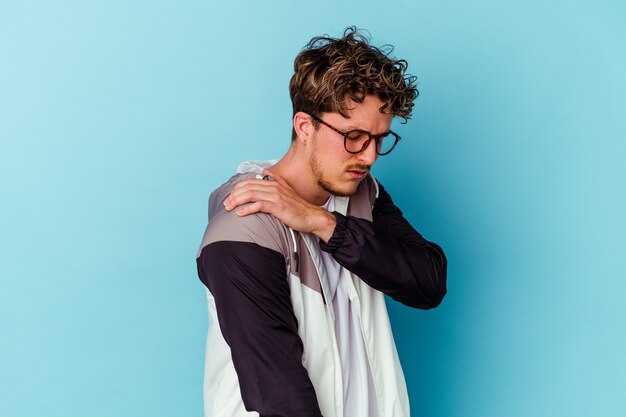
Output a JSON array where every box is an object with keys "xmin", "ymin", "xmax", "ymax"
[{"xmin": 308, "ymin": 140, "xmax": 371, "ymax": 197}]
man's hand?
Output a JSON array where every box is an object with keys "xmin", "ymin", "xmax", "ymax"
[{"xmin": 223, "ymin": 169, "xmax": 337, "ymax": 243}]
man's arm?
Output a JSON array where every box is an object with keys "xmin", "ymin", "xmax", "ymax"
[
  {"xmin": 319, "ymin": 182, "xmax": 447, "ymax": 309},
  {"xmin": 221, "ymin": 172, "xmax": 446, "ymax": 309},
  {"xmin": 197, "ymin": 240, "xmax": 323, "ymax": 417}
]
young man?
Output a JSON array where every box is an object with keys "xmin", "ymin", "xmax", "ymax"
[{"xmin": 196, "ymin": 27, "xmax": 447, "ymax": 417}]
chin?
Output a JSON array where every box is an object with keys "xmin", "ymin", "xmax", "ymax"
[{"xmin": 318, "ymin": 178, "xmax": 360, "ymax": 197}]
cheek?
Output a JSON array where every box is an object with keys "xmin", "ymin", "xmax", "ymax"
[{"xmin": 315, "ymin": 136, "xmax": 349, "ymax": 168}]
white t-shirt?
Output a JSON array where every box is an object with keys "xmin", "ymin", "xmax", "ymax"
[{"xmin": 319, "ymin": 196, "xmax": 379, "ymax": 417}]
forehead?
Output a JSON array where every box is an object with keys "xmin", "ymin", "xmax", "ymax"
[{"xmin": 326, "ymin": 95, "xmax": 393, "ymax": 133}]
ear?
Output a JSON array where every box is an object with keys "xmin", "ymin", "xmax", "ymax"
[{"xmin": 293, "ymin": 111, "xmax": 314, "ymax": 144}]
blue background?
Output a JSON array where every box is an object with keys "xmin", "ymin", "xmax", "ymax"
[{"xmin": 1, "ymin": 1, "xmax": 625, "ymax": 416}]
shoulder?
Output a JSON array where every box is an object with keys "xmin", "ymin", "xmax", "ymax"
[
  {"xmin": 197, "ymin": 173, "xmax": 291, "ymax": 259},
  {"xmin": 200, "ymin": 210, "xmax": 290, "ymax": 257},
  {"xmin": 346, "ymin": 173, "xmax": 381, "ymax": 218}
]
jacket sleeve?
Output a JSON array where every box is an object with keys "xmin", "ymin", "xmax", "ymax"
[
  {"xmin": 319, "ymin": 182, "xmax": 447, "ymax": 309},
  {"xmin": 197, "ymin": 240, "xmax": 323, "ymax": 417}
]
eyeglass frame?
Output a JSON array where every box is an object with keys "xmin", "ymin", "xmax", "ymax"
[{"xmin": 308, "ymin": 113, "xmax": 401, "ymax": 156}]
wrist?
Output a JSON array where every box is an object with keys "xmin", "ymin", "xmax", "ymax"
[{"xmin": 312, "ymin": 209, "xmax": 337, "ymax": 243}]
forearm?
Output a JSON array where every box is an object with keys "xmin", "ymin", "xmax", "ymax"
[{"xmin": 319, "ymin": 184, "xmax": 447, "ymax": 309}]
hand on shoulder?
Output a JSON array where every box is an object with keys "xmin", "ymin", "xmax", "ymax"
[{"xmin": 223, "ymin": 169, "xmax": 336, "ymax": 243}]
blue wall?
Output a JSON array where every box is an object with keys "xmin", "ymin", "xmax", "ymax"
[{"xmin": 1, "ymin": 1, "xmax": 624, "ymax": 416}]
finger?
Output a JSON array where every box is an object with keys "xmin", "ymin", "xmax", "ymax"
[
  {"xmin": 231, "ymin": 178, "xmax": 274, "ymax": 193},
  {"xmin": 224, "ymin": 188, "xmax": 279, "ymax": 211},
  {"xmin": 231, "ymin": 178, "xmax": 282, "ymax": 194},
  {"xmin": 235, "ymin": 201, "xmax": 266, "ymax": 217},
  {"xmin": 225, "ymin": 181, "xmax": 280, "ymax": 205},
  {"xmin": 228, "ymin": 182, "xmax": 281, "ymax": 201}
]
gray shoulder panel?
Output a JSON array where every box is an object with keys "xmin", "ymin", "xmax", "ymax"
[
  {"xmin": 346, "ymin": 174, "xmax": 376, "ymax": 221},
  {"xmin": 197, "ymin": 173, "xmax": 291, "ymax": 259},
  {"xmin": 198, "ymin": 208, "xmax": 290, "ymax": 258}
]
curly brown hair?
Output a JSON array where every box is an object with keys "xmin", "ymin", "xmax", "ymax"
[{"xmin": 289, "ymin": 26, "xmax": 418, "ymax": 141}]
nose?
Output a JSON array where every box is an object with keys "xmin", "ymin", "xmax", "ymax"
[{"xmin": 356, "ymin": 138, "xmax": 379, "ymax": 165}]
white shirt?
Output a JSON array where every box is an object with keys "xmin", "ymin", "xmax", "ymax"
[{"xmin": 319, "ymin": 196, "xmax": 379, "ymax": 417}]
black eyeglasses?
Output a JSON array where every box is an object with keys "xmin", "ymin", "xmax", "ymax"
[{"xmin": 309, "ymin": 114, "xmax": 401, "ymax": 155}]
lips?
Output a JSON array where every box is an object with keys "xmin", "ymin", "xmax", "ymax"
[{"xmin": 346, "ymin": 169, "xmax": 368, "ymax": 179}]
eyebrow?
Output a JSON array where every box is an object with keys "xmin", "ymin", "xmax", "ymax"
[{"xmin": 343, "ymin": 125, "xmax": 392, "ymax": 135}]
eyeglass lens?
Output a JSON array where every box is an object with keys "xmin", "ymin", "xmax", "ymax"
[{"xmin": 345, "ymin": 131, "xmax": 396, "ymax": 155}]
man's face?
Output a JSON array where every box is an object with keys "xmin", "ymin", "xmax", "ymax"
[{"xmin": 308, "ymin": 95, "xmax": 393, "ymax": 197}]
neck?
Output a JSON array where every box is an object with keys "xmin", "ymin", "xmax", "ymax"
[{"xmin": 270, "ymin": 144, "xmax": 330, "ymax": 206}]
